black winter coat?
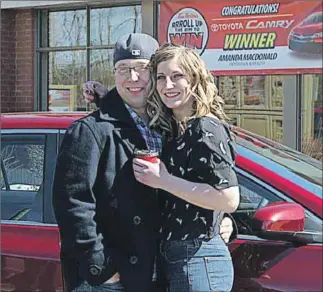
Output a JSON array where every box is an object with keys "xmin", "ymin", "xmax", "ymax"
[{"xmin": 52, "ymin": 88, "xmax": 160, "ymax": 292}]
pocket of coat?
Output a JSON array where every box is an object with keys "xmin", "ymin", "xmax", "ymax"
[{"xmin": 204, "ymin": 256, "xmax": 234, "ymax": 292}]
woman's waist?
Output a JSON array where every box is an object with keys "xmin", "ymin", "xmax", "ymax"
[
  {"xmin": 160, "ymin": 234, "xmax": 230, "ymax": 259},
  {"xmin": 160, "ymin": 234, "xmax": 225, "ymax": 247},
  {"xmin": 159, "ymin": 219, "xmax": 222, "ymax": 241}
]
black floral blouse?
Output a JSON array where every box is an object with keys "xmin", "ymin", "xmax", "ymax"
[{"xmin": 159, "ymin": 117, "xmax": 238, "ymax": 241}]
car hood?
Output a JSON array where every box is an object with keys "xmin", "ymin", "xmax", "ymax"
[
  {"xmin": 293, "ymin": 23, "xmax": 322, "ymax": 35},
  {"xmin": 233, "ymin": 128, "xmax": 323, "ymax": 189}
]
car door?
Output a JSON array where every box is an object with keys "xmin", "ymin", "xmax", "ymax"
[
  {"xmin": 1, "ymin": 130, "xmax": 63, "ymax": 292},
  {"xmin": 229, "ymin": 169, "xmax": 323, "ymax": 292}
]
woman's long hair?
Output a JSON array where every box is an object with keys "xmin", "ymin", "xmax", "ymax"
[{"xmin": 147, "ymin": 43, "xmax": 227, "ymax": 140}]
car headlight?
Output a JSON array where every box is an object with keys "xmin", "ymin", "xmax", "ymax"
[{"xmin": 313, "ymin": 32, "xmax": 323, "ymax": 37}]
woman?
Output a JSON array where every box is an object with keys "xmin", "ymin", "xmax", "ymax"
[{"xmin": 132, "ymin": 43, "xmax": 240, "ymax": 292}]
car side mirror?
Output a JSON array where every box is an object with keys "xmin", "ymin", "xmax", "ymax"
[
  {"xmin": 252, "ymin": 202, "xmax": 322, "ymax": 245},
  {"xmin": 253, "ymin": 202, "xmax": 305, "ymax": 232}
]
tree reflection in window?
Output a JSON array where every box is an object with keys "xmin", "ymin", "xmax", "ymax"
[
  {"xmin": 90, "ymin": 49, "xmax": 115, "ymax": 91},
  {"xmin": 49, "ymin": 10, "xmax": 86, "ymax": 47},
  {"xmin": 49, "ymin": 51, "xmax": 87, "ymax": 110},
  {"xmin": 46, "ymin": 5, "xmax": 142, "ymax": 112},
  {"xmin": 90, "ymin": 6, "xmax": 141, "ymax": 46},
  {"xmin": 1, "ymin": 144, "xmax": 44, "ymax": 191}
]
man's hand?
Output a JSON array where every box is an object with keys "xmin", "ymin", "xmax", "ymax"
[
  {"xmin": 103, "ymin": 272, "xmax": 120, "ymax": 284},
  {"xmin": 82, "ymin": 81, "xmax": 108, "ymax": 106},
  {"xmin": 220, "ymin": 216, "xmax": 234, "ymax": 243}
]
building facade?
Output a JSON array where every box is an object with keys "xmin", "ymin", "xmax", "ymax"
[{"xmin": 1, "ymin": 0, "xmax": 322, "ymax": 160}]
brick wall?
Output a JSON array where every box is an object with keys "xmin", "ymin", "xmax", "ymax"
[
  {"xmin": 1, "ymin": 9, "xmax": 35, "ymax": 113},
  {"xmin": 1, "ymin": 10, "xmax": 16, "ymax": 112}
]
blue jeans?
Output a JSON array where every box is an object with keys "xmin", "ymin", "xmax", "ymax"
[
  {"xmin": 159, "ymin": 235, "xmax": 234, "ymax": 292},
  {"xmin": 71, "ymin": 280, "xmax": 124, "ymax": 292}
]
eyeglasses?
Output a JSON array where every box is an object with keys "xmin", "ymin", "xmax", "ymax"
[{"xmin": 114, "ymin": 65, "xmax": 150, "ymax": 76}]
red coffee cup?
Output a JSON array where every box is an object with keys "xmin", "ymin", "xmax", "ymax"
[{"xmin": 134, "ymin": 150, "xmax": 159, "ymax": 163}]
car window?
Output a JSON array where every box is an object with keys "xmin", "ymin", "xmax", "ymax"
[
  {"xmin": 232, "ymin": 174, "xmax": 283, "ymax": 236},
  {"xmin": 59, "ymin": 133, "xmax": 65, "ymax": 147},
  {"xmin": 235, "ymin": 133, "xmax": 323, "ymax": 189},
  {"xmin": 303, "ymin": 12, "xmax": 322, "ymax": 24},
  {"xmin": 1, "ymin": 135, "xmax": 45, "ymax": 222},
  {"xmin": 233, "ymin": 173, "xmax": 322, "ymax": 237}
]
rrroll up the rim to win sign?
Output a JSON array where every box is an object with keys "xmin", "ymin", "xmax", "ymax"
[{"xmin": 159, "ymin": 1, "xmax": 323, "ymax": 76}]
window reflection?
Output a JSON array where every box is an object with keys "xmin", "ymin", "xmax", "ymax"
[
  {"xmin": 45, "ymin": 5, "xmax": 141, "ymax": 112},
  {"xmin": 271, "ymin": 76, "xmax": 283, "ymax": 108},
  {"xmin": 272, "ymin": 118, "xmax": 283, "ymax": 143},
  {"xmin": 1, "ymin": 140, "xmax": 45, "ymax": 222},
  {"xmin": 90, "ymin": 49, "xmax": 115, "ymax": 89},
  {"xmin": 49, "ymin": 10, "xmax": 86, "ymax": 47},
  {"xmin": 219, "ymin": 76, "xmax": 240, "ymax": 106},
  {"xmin": 227, "ymin": 115, "xmax": 238, "ymax": 126},
  {"xmin": 220, "ymin": 75, "xmax": 285, "ymax": 143},
  {"xmin": 90, "ymin": 6, "xmax": 141, "ymax": 46},
  {"xmin": 242, "ymin": 76, "xmax": 266, "ymax": 106},
  {"xmin": 302, "ymin": 74, "xmax": 323, "ymax": 161},
  {"xmin": 48, "ymin": 51, "xmax": 87, "ymax": 111}
]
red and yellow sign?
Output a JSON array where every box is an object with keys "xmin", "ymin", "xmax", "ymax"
[
  {"xmin": 48, "ymin": 85, "xmax": 77, "ymax": 111},
  {"xmin": 159, "ymin": 1, "xmax": 323, "ymax": 75}
]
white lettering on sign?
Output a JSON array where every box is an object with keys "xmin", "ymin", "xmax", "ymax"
[
  {"xmin": 167, "ymin": 8, "xmax": 209, "ymax": 56},
  {"xmin": 246, "ymin": 19, "xmax": 295, "ymax": 29}
]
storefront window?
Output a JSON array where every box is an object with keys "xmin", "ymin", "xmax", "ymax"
[
  {"xmin": 272, "ymin": 118, "xmax": 283, "ymax": 143},
  {"xmin": 90, "ymin": 7, "xmax": 141, "ymax": 46},
  {"xmin": 41, "ymin": 5, "xmax": 142, "ymax": 112},
  {"xmin": 302, "ymin": 74, "xmax": 323, "ymax": 161},
  {"xmin": 49, "ymin": 10, "xmax": 87, "ymax": 47},
  {"xmin": 219, "ymin": 76, "xmax": 240, "ymax": 107},
  {"xmin": 242, "ymin": 76, "xmax": 266, "ymax": 107},
  {"xmin": 219, "ymin": 75, "xmax": 285, "ymax": 143},
  {"xmin": 48, "ymin": 51, "xmax": 87, "ymax": 111},
  {"xmin": 90, "ymin": 49, "xmax": 114, "ymax": 88}
]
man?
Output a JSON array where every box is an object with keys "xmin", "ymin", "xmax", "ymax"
[{"xmin": 52, "ymin": 33, "xmax": 234, "ymax": 292}]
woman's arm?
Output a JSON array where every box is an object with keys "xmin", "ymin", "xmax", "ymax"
[
  {"xmin": 162, "ymin": 171, "xmax": 239, "ymax": 212},
  {"xmin": 133, "ymin": 119, "xmax": 240, "ymax": 213},
  {"xmin": 133, "ymin": 159, "xmax": 240, "ymax": 213}
]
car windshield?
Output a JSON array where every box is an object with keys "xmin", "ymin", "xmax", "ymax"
[
  {"xmin": 234, "ymin": 128, "xmax": 323, "ymax": 188},
  {"xmin": 303, "ymin": 13, "xmax": 323, "ymax": 24}
]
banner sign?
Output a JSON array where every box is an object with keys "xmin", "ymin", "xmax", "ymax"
[
  {"xmin": 49, "ymin": 85, "xmax": 76, "ymax": 111},
  {"xmin": 159, "ymin": 1, "xmax": 323, "ymax": 75}
]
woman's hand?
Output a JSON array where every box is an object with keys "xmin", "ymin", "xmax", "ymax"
[
  {"xmin": 220, "ymin": 216, "xmax": 234, "ymax": 243},
  {"xmin": 133, "ymin": 158, "xmax": 171, "ymax": 189}
]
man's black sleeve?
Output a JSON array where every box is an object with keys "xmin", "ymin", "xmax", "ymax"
[{"xmin": 52, "ymin": 120, "xmax": 115, "ymax": 285}]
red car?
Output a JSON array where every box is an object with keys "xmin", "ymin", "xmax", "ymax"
[
  {"xmin": 1, "ymin": 112, "xmax": 322, "ymax": 292},
  {"xmin": 288, "ymin": 11, "xmax": 323, "ymax": 54}
]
